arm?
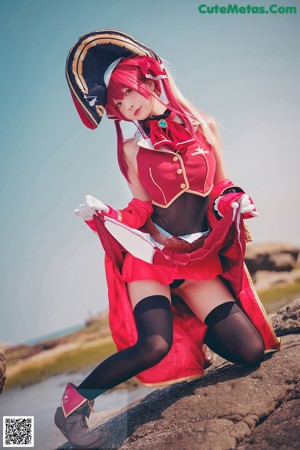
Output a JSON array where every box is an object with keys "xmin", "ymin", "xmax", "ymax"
[
  {"xmin": 123, "ymin": 138, "xmax": 152, "ymax": 201},
  {"xmin": 75, "ymin": 139, "xmax": 153, "ymax": 232}
]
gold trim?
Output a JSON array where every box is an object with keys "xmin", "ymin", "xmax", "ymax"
[
  {"xmin": 151, "ymin": 189, "xmax": 187, "ymax": 208},
  {"xmin": 149, "ymin": 167, "xmax": 168, "ymax": 205},
  {"xmin": 95, "ymin": 105, "xmax": 104, "ymax": 117},
  {"xmin": 66, "ymin": 30, "xmax": 158, "ymax": 126},
  {"xmin": 187, "ymin": 186, "xmax": 213, "ymax": 197},
  {"xmin": 202, "ymin": 151, "xmax": 209, "ymax": 193},
  {"xmin": 244, "ymin": 223, "xmax": 253, "ymax": 243},
  {"xmin": 139, "ymin": 373, "xmax": 203, "ymax": 387},
  {"xmin": 243, "ymin": 263, "xmax": 281, "ymax": 349},
  {"xmin": 72, "ymin": 33, "xmax": 152, "ymax": 94},
  {"xmin": 62, "ymin": 398, "xmax": 87, "ymax": 418},
  {"xmin": 140, "ymin": 145, "xmax": 212, "ymax": 208},
  {"xmin": 66, "ymin": 69, "xmax": 98, "ymax": 127},
  {"xmin": 149, "ymin": 182, "xmax": 212, "ymax": 209}
]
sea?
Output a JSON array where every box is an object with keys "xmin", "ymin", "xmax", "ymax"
[
  {"xmin": 0, "ymin": 368, "xmax": 157, "ymax": 450},
  {"xmin": 1, "ymin": 325, "xmax": 157, "ymax": 449},
  {"xmin": 25, "ymin": 323, "xmax": 86, "ymax": 346}
]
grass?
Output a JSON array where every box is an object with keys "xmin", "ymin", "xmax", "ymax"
[
  {"xmin": 5, "ymin": 278, "xmax": 300, "ymax": 391},
  {"xmin": 5, "ymin": 338, "xmax": 116, "ymax": 390},
  {"xmin": 258, "ymin": 281, "xmax": 300, "ymax": 304}
]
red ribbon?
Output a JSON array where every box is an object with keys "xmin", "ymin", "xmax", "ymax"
[
  {"xmin": 139, "ymin": 56, "xmax": 167, "ymax": 80},
  {"xmin": 146, "ymin": 117, "xmax": 196, "ymax": 151}
]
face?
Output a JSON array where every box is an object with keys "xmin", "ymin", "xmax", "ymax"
[{"xmin": 113, "ymin": 87, "xmax": 155, "ymax": 121}]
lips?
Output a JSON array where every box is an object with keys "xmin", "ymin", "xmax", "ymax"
[{"xmin": 134, "ymin": 106, "xmax": 141, "ymax": 116}]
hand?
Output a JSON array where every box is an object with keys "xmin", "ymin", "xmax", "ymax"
[
  {"xmin": 74, "ymin": 203, "xmax": 96, "ymax": 221},
  {"xmin": 214, "ymin": 193, "xmax": 258, "ymax": 219},
  {"xmin": 234, "ymin": 194, "xmax": 259, "ymax": 218},
  {"xmin": 85, "ymin": 195, "xmax": 109, "ymax": 213},
  {"xmin": 74, "ymin": 195, "xmax": 109, "ymax": 221}
]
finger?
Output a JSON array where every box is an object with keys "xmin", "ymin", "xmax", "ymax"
[
  {"xmin": 240, "ymin": 194, "xmax": 250, "ymax": 208},
  {"xmin": 86, "ymin": 194, "xmax": 101, "ymax": 208},
  {"xmin": 86, "ymin": 194, "xmax": 109, "ymax": 212},
  {"xmin": 251, "ymin": 211, "xmax": 259, "ymax": 217},
  {"xmin": 241, "ymin": 204, "xmax": 255, "ymax": 213}
]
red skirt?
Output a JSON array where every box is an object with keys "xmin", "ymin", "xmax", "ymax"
[
  {"xmin": 122, "ymin": 251, "xmax": 222, "ymax": 284},
  {"xmin": 121, "ymin": 224, "xmax": 222, "ymax": 284}
]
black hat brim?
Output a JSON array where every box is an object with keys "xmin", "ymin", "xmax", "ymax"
[{"xmin": 66, "ymin": 30, "xmax": 160, "ymax": 129}]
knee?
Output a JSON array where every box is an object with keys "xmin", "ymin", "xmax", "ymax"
[
  {"xmin": 242, "ymin": 338, "xmax": 265, "ymax": 367},
  {"xmin": 141, "ymin": 336, "xmax": 172, "ymax": 366}
]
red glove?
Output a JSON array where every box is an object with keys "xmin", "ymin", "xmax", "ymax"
[{"xmin": 214, "ymin": 193, "xmax": 258, "ymax": 219}]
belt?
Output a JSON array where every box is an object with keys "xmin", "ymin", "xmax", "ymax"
[
  {"xmin": 145, "ymin": 220, "xmax": 207, "ymax": 254},
  {"xmin": 163, "ymin": 234, "xmax": 206, "ymax": 253}
]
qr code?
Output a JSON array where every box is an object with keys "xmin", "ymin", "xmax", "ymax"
[{"xmin": 3, "ymin": 416, "xmax": 34, "ymax": 447}]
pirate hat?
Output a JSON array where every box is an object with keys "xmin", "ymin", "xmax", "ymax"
[{"xmin": 66, "ymin": 30, "xmax": 161, "ymax": 129}]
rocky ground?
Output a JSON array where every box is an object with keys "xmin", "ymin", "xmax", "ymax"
[
  {"xmin": 57, "ymin": 299, "xmax": 300, "ymax": 450},
  {"xmin": 245, "ymin": 242, "xmax": 300, "ymax": 291}
]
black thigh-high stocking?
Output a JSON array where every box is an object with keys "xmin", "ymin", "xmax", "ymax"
[
  {"xmin": 204, "ymin": 301, "xmax": 265, "ymax": 367},
  {"xmin": 77, "ymin": 295, "xmax": 173, "ymax": 400}
]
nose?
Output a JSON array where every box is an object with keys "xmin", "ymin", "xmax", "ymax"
[{"xmin": 123, "ymin": 97, "xmax": 133, "ymax": 110}]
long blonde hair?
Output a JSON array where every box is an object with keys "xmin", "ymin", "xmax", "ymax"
[{"xmin": 162, "ymin": 64, "xmax": 216, "ymax": 147}]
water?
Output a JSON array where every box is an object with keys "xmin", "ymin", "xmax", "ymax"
[
  {"xmin": 0, "ymin": 369, "xmax": 156, "ymax": 450},
  {"xmin": 25, "ymin": 323, "xmax": 86, "ymax": 346}
]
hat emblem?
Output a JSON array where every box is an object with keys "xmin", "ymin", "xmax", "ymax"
[{"xmin": 83, "ymin": 95, "xmax": 98, "ymax": 107}]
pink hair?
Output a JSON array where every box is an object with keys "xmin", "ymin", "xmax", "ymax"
[{"xmin": 106, "ymin": 56, "xmax": 199, "ymax": 181}]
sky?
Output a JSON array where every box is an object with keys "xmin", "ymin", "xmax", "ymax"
[{"xmin": 0, "ymin": 0, "xmax": 299, "ymax": 344}]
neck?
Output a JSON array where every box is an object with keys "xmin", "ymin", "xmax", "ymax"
[
  {"xmin": 148, "ymin": 97, "xmax": 168, "ymax": 117},
  {"xmin": 147, "ymin": 108, "xmax": 171, "ymax": 121}
]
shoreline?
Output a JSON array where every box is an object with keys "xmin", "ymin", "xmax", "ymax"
[{"xmin": 3, "ymin": 278, "xmax": 300, "ymax": 392}]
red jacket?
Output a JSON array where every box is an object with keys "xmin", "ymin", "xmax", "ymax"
[{"xmin": 136, "ymin": 133, "xmax": 215, "ymax": 208}]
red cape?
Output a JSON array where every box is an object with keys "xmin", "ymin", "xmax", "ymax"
[{"xmin": 90, "ymin": 185, "xmax": 280, "ymax": 386}]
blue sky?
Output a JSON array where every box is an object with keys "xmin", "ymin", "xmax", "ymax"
[{"xmin": 1, "ymin": 0, "xmax": 299, "ymax": 344}]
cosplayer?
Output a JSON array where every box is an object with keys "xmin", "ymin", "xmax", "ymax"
[{"xmin": 55, "ymin": 30, "xmax": 280, "ymax": 447}]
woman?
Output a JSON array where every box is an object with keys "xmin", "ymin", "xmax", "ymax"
[{"xmin": 55, "ymin": 30, "xmax": 280, "ymax": 448}]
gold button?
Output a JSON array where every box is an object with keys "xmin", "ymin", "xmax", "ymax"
[
  {"xmin": 180, "ymin": 183, "xmax": 186, "ymax": 189},
  {"xmin": 177, "ymin": 168, "xmax": 183, "ymax": 174},
  {"xmin": 173, "ymin": 156, "xmax": 179, "ymax": 161}
]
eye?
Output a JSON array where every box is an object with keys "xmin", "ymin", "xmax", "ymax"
[
  {"xmin": 115, "ymin": 101, "xmax": 121, "ymax": 109},
  {"xmin": 125, "ymin": 89, "xmax": 131, "ymax": 95}
]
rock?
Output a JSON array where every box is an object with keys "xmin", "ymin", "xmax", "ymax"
[
  {"xmin": 245, "ymin": 243, "xmax": 299, "ymax": 274},
  {"xmin": 0, "ymin": 348, "xmax": 6, "ymax": 394},
  {"xmin": 270, "ymin": 298, "xmax": 300, "ymax": 336},
  {"xmin": 57, "ymin": 301, "xmax": 300, "ymax": 450},
  {"xmin": 61, "ymin": 335, "xmax": 300, "ymax": 450},
  {"xmin": 237, "ymin": 382, "xmax": 300, "ymax": 449},
  {"xmin": 253, "ymin": 269, "xmax": 300, "ymax": 291}
]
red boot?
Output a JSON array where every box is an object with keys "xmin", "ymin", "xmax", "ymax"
[{"xmin": 54, "ymin": 383, "xmax": 102, "ymax": 448}]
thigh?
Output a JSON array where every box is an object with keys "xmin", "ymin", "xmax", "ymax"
[
  {"xmin": 127, "ymin": 280, "xmax": 171, "ymax": 310},
  {"xmin": 172, "ymin": 276, "xmax": 235, "ymax": 322}
]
